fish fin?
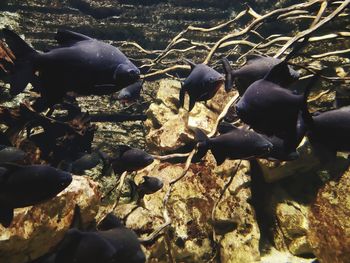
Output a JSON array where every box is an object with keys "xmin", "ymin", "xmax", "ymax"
[
  {"xmin": 1, "ymin": 28, "xmax": 37, "ymax": 58},
  {"xmin": 116, "ymin": 145, "xmax": 132, "ymax": 155},
  {"xmin": 221, "ymin": 57, "xmax": 234, "ymax": 92},
  {"xmin": 69, "ymin": 205, "xmax": 83, "ymax": 230},
  {"xmin": 218, "ymin": 122, "xmax": 238, "ymax": 134},
  {"xmin": 301, "ymin": 73, "xmax": 320, "ymax": 130},
  {"xmin": 128, "ymin": 179, "xmax": 140, "ymax": 200},
  {"xmin": 191, "ymin": 127, "xmax": 209, "ymax": 161},
  {"xmin": 0, "ymin": 207, "xmax": 14, "ymax": 228},
  {"xmin": 284, "ymin": 36, "xmax": 309, "ymax": 62},
  {"xmin": 57, "ymin": 160, "xmax": 72, "ymax": 172},
  {"xmin": 1, "ymin": 29, "xmax": 37, "ymax": 95},
  {"xmin": 97, "ymin": 213, "xmax": 124, "ymax": 230},
  {"xmin": 183, "ymin": 59, "xmax": 196, "ymax": 71},
  {"xmin": 55, "ymin": 29, "xmax": 92, "ymax": 46},
  {"xmin": 263, "ymin": 60, "xmax": 290, "ymax": 85},
  {"xmin": 179, "ymin": 84, "xmax": 186, "ymax": 108},
  {"xmin": 245, "ymin": 54, "xmax": 265, "ymax": 64},
  {"xmin": 188, "ymin": 96, "xmax": 196, "ymax": 112},
  {"xmin": 286, "ymin": 151, "xmax": 299, "ymax": 161},
  {"xmin": 211, "ymin": 149, "xmax": 226, "ymax": 166}
]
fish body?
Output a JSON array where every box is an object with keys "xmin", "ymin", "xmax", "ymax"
[
  {"xmin": 222, "ymin": 55, "xmax": 299, "ymax": 94},
  {"xmin": 307, "ymin": 106, "xmax": 350, "ymax": 152},
  {"xmin": 71, "ymin": 152, "xmax": 101, "ymax": 174},
  {"xmin": 0, "ymin": 164, "xmax": 72, "ymax": 227},
  {"xmin": 194, "ymin": 127, "xmax": 273, "ymax": 165},
  {"xmin": 137, "ymin": 176, "xmax": 163, "ymax": 197},
  {"xmin": 111, "ymin": 145, "xmax": 154, "ymax": 174},
  {"xmin": 0, "ymin": 145, "xmax": 26, "ymax": 163},
  {"xmin": 179, "ymin": 61, "xmax": 224, "ymax": 111},
  {"xmin": 117, "ymin": 80, "xmax": 143, "ymax": 102},
  {"xmin": 2, "ymin": 29, "xmax": 140, "ymax": 110},
  {"xmin": 54, "ymin": 214, "xmax": 145, "ymax": 263},
  {"xmin": 235, "ymin": 61, "xmax": 314, "ymax": 143}
]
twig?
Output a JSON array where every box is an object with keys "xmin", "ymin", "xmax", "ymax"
[{"xmin": 274, "ymin": 0, "xmax": 350, "ymax": 58}]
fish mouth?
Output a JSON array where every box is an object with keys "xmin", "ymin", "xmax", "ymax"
[{"xmin": 60, "ymin": 172, "xmax": 73, "ymax": 188}]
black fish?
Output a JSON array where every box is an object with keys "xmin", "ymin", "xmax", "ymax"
[
  {"xmin": 235, "ymin": 62, "xmax": 315, "ymax": 143},
  {"xmin": 222, "ymin": 55, "xmax": 299, "ymax": 94},
  {"xmin": 130, "ymin": 176, "xmax": 163, "ymax": 200},
  {"xmin": 218, "ymin": 120, "xmax": 303, "ymax": 161},
  {"xmin": 117, "ymin": 80, "xmax": 143, "ymax": 103},
  {"xmin": 193, "ymin": 126, "xmax": 273, "ymax": 165},
  {"xmin": 110, "ymin": 145, "xmax": 154, "ymax": 174},
  {"xmin": 306, "ymin": 106, "xmax": 350, "ymax": 154},
  {"xmin": 0, "ymin": 164, "xmax": 72, "ymax": 227},
  {"xmin": 2, "ymin": 28, "xmax": 140, "ymax": 111},
  {"xmin": 261, "ymin": 111, "xmax": 307, "ymax": 161},
  {"xmin": 54, "ymin": 214, "xmax": 145, "ymax": 263},
  {"xmin": 71, "ymin": 151, "xmax": 102, "ymax": 174},
  {"xmin": 0, "ymin": 145, "xmax": 26, "ymax": 163},
  {"xmin": 179, "ymin": 59, "xmax": 224, "ymax": 111}
]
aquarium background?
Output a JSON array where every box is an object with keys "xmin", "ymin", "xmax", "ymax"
[{"xmin": 0, "ymin": 0, "xmax": 350, "ymax": 263}]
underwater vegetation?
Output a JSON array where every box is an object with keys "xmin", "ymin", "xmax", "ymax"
[{"xmin": 0, "ymin": 0, "xmax": 350, "ymax": 262}]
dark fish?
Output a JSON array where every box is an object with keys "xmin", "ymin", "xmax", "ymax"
[
  {"xmin": 130, "ymin": 176, "xmax": 163, "ymax": 200},
  {"xmin": 222, "ymin": 55, "xmax": 299, "ymax": 94},
  {"xmin": 117, "ymin": 80, "xmax": 143, "ymax": 103},
  {"xmin": 179, "ymin": 59, "xmax": 224, "ymax": 111},
  {"xmin": 235, "ymin": 61, "xmax": 315, "ymax": 143},
  {"xmin": 193, "ymin": 126, "xmax": 273, "ymax": 165},
  {"xmin": 2, "ymin": 29, "xmax": 140, "ymax": 111},
  {"xmin": 110, "ymin": 145, "xmax": 154, "ymax": 174},
  {"xmin": 0, "ymin": 164, "xmax": 72, "ymax": 227},
  {"xmin": 71, "ymin": 151, "xmax": 102, "ymax": 174},
  {"xmin": 55, "ymin": 214, "xmax": 145, "ymax": 263},
  {"xmin": 261, "ymin": 111, "xmax": 307, "ymax": 161},
  {"xmin": 218, "ymin": 120, "xmax": 302, "ymax": 161},
  {"xmin": 208, "ymin": 218, "xmax": 238, "ymax": 235},
  {"xmin": 306, "ymin": 106, "xmax": 350, "ymax": 153},
  {"xmin": 0, "ymin": 145, "xmax": 26, "ymax": 163}
]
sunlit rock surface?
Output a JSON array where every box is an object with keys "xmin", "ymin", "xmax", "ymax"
[
  {"xmin": 308, "ymin": 167, "xmax": 350, "ymax": 263},
  {"xmin": 145, "ymin": 79, "xmax": 234, "ymax": 152},
  {"xmin": 257, "ymin": 140, "xmax": 320, "ymax": 183},
  {"xmin": 274, "ymin": 202, "xmax": 312, "ymax": 256},
  {"xmin": 116, "ymin": 156, "xmax": 260, "ymax": 263},
  {"xmin": 0, "ymin": 175, "xmax": 100, "ymax": 263}
]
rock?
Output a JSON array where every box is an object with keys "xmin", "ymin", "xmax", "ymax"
[
  {"xmin": 260, "ymin": 247, "xmax": 315, "ymax": 263},
  {"xmin": 257, "ymin": 139, "xmax": 321, "ymax": 183},
  {"xmin": 308, "ymin": 167, "xmax": 350, "ymax": 263},
  {"xmin": 116, "ymin": 154, "xmax": 260, "ymax": 263},
  {"xmin": 145, "ymin": 79, "xmax": 235, "ymax": 152},
  {"xmin": 274, "ymin": 202, "xmax": 312, "ymax": 256},
  {"xmin": 0, "ymin": 175, "xmax": 101, "ymax": 263}
]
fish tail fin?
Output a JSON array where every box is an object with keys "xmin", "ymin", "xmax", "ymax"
[
  {"xmin": 0, "ymin": 207, "xmax": 14, "ymax": 228},
  {"xmin": 221, "ymin": 57, "xmax": 234, "ymax": 92},
  {"xmin": 2, "ymin": 28, "xmax": 38, "ymax": 95},
  {"xmin": 192, "ymin": 127, "xmax": 210, "ymax": 161},
  {"xmin": 179, "ymin": 83, "xmax": 185, "ymax": 108},
  {"xmin": 301, "ymin": 73, "xmax": 320, "ymax": 129}
]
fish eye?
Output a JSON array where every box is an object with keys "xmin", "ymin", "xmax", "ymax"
[{"xmin": 128, "ymin": 69, "xmax": 140, "ymax": 76}]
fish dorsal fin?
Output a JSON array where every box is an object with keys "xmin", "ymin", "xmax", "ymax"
[
  {"xmin": 245, "ymin": 54, "xmax": 265, "ymax": 64},
  {"xmin": 218, "ymin": 122, "xmax": 238, "ymax": 134},
  {"xmin": 55, "ymin": 30, "xmax": 92, "ymax": 46},
  {"xmin": 117, "ymin": 145, "xmax": 132, "ymax": 155},
  {"xmin": 263, "ymin": 60, "xmax": 290, "ymax": 85},
  {"xmin": 183, "ymin": 59, "xmax": 196, "ymax": 71},
  {"xmin": 143, "ymin": 176, "xmax": 150, "ymax": 182}
]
